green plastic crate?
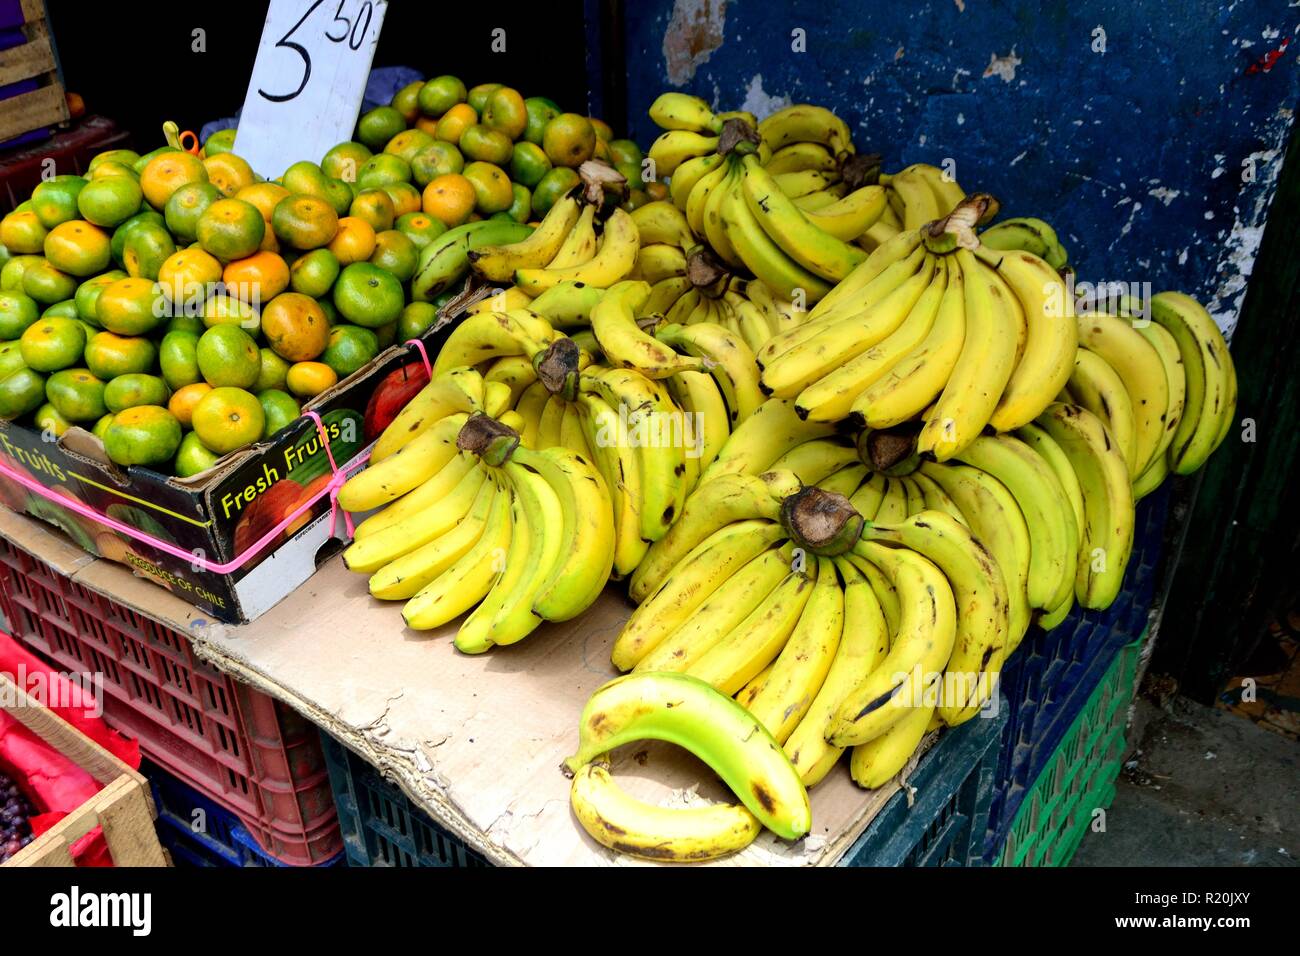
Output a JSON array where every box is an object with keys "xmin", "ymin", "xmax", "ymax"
[{"xmin": 998, "ymin": 634, "xmax": 1144, "ymax": 867}]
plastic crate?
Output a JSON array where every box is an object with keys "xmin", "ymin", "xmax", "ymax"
[
  {"xmin": 143, "ymin": 757, "xmax": 342, "ymax": 868},
  {"xmin": 0, "ymin": 536, "xmax": 342, "ymax": 866},
  {"xmin": 982, "ymin": 485, "xmax": 1169, "ymax": 859},
  {"xmin": 323, "ymin": 704, "xmax": 1006, "ymax": 869},
  {"xmin": 841, "ymin": 698, "xmax": 1007, "ymax": 866},
  {"xmin": 320, "ymin": 733, "xmax": 488, "ymax": 867},
  {"xmin": 998, "ymin": 638, "xmax": 1140, "ymax": 866}
]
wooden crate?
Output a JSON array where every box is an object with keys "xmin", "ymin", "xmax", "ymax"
[
  {"xmin": 0, "ymin": 0, "xmax": 69, "ymax": 143},
  {"xmin": 0, "ymin": 673, "xmax": 168, "ymax": 867}
]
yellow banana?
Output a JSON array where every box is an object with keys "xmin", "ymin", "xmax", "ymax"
[
  {"xmin": 649, "ymin": 92, "xmax": 721, "ymax": 133},
  {"xmin": 468, "ymin": 195, "xmax": 581, "ymax": 281},
  {"xmin": 647, "ymin": 129, "xmax": 719, "ymax": 177},
  {"xmin": 548, "ymin": 203, "xmax": 598, "ymax": 269},
  {"xmin": 591, "ymin": 279, "xmax": 700, "ymax": 378},
  {"xmin": 655, "ymin": 321, "xmax": 765, "ymax": 424},
  {"xmin": 338, "ymin": 412, "xmax": 468, "ymax": 512},
  {"xmin": 515, "ymin": 208, "xmax": 639, "ymax": 295},
  {"xmin": 765, "ymin": 141, "xmax": 839, "ymax": 175},
  {"xmin": 1068, "ymin": 348, "xmax": 1139, "ymax": 476},
  {"xmin": 630, "ymin": 200, "xmax": 696, "ymax": 248},
  {"xmin": 701, "ymin": 398, "xmax": 836, "ymax": 482}
]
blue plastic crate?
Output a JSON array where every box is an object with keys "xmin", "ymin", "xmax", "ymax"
[
  {"xmin": 144, "ymin": 758, "xmax": 342, "ymax": 868},
  {"xmin": 842, "ymin": 698, "xmax": 1007, "ymax": 866},
  {"xmin": 982, "ymin": 485, "xmax": 1170, "ymax": 860},
  {"xmin": 320, "ymin": 734, "xmax": 488, "ymax": 868}
]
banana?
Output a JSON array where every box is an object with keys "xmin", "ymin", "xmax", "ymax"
[
  {"xmin": 769, "ymin": 437, "xmax": 860, "ymax": 485},
  {"xmin": 366, "ymin": 368, "xmax": 486, "ymax": 464},
  {"xmin": 1150, "ymin": 291, "xmax": 1233, "ymax": 474},
  {"xmin": 703, "ymin": 158, "xmax": 744, "ymax": 268},
  {"xmin": 338, "ymin": 412, "xmax": 468, "ymax": 512},
  {"xmin": 920, "ymin": 462, "xmax": 1032, "ymax": 654},
  {"xmin": 687, "ymin": 564, "xmax": 816, "ymax": 696},
  {"xmin": 431, "ymin": 310, "xmax": 553, "ymax": 377},
  {"xmin": 818, "ymin": 462, "xmax": 870, "ymax": 498},
  {"xmin": 871, "ymin": 478, "xmax": 908, "ymax": 524},
  {"xmin": 400, "ymin": 477, "xmax": 514, "ymax": 630},
  {"xmin": 717, "ymin": 172, "xmax": 835, "ymax": 302},
  {"xmin": 758, "ymin": 104, "xmax": 853, "ymax": 156},
  {"xmin": 801, "ymin": 185, "xmax": 888, "ymax": 241},
  {"xmin": 980, "ymin": 217, "xmax": 1068, "ymax": 270},
  {"xmin": 861, "ymin": 510, "xmax": 1010, "ymax": 726},
  {"xmin": 1076, "ymin": 311, "xmax": 1170, "ymax": 476},
  {"xmin": 548, "ymin": 203, "xmax": 598, "ymax": 269},
  {"xmin": 644, "ymin": 275, "xmax": 693, "ymax": 317},
  {"xmin": 1035, "ymin": 402, "xmax": 1134, "ymax": 610},
  {"xmin": 367, "ymin": 472, "xmax": 499, "ymax": 600},
  {"xmin": 746, "ymin": 557, "xmax": 844, "ymax": 742},
  {"xmin": 954, "ymin": 434, "xmax": 1078, "ymax": 612},
  {"xmin": 897, "ymin": 475, "xmax": 927, "ymax": 517},
  {"xmin": 907, "ymin": 163, "xmax": 967, "ymax": 218},
  {"xmin": 983, "ymin": 248, "xmax": 1078, "ymax": 432},
  {"xmin": 740, "ymin": 155, "xmax": 867, "ymax": 281},
  {"xmin": 772, "ymin": 169, "xmax": 840, "ymax": 198},
  {"xmin": 630, "ymin": 200, "xmax": 696, "ymax": 249},
  {"xmin": 737, "ymin": 663, "xmax": 776, "ymax": 710},
  {"xmin": 784, "ymin": 559, "xmax": 888, "ymax": 784},
  {"xmin": 793, "ymin": 189, "xmax": 843, "ymax": 212},
  {"xmin": 886, "ymin": 165, "xmax": 942, "ymax": 230},
  {"xmin": 849, "ymin": 471, "xmax": 888, "ymax": 519},
  {"xmin": 565, "ymin": 672, "xmax": 812, "ymax": 840},
  {"xmin": 591, "ymin": 280, "xmax": 700, "ymax": 378},
  {"xmin": 765, "ymin": 142, "xmax": 840, "ymax": 175},
  {"xmin": 826, "ymin": 541, "xmax": 957, "ymax": 746},
  {"xmin": 635, "ymin": 545, "xmax": 795, "ymax": 673},
  {"xmin": 1136, "ymin": 321, "xmax": 1188, "ymax": 471},
  {"xmin": 649, "ymin": 92, "xmax": 722, "ymax": 133},
  {"xmin": 512, "ymin": 379, "xmax": 550, "ymax": 447},
  {"xmin": 800, "ymin": 230, "xmax": 924, "ymax": 330},
  {"xmin": 849, "ymin": 683, "xmax": 935, "ymax": 789},
  {"xmin": 559, "ymin": 399, "xmax": 595, "ymax": 464},
  {"xmin": 483, "ymin": 355, "xmax": 538, "ymax": 409},
  {"xmin": 576, "ymin": 391, "xmax": 648, "ymax": 578},
  {"xmin": 410, "ymin": 218, "xmax": 533, "ymax": 301},
  {"xmin": 583, "ymin": 366, "xmax": 685, "ymax": 541},
  {"xmin": 685, "ymin": 158, "xmax": 731, "ymax": 238},
  {"xmin": 515, "ymin": 208, "xmax": 639, "ymax": 295},
  {"xmin": 465, "ymin": 286, "xmax": 534, "ymax": 315},
  {"xmin": 662, "ymin": 369, "xmax": 730, "ymax": 474},
  {"xmin": 724, "ymin": 289, "xmax": 778, "ymax": 352},
  {"xmin": 655, "ymin": 321, "xmax": 766, "ymax": 424},
  {"xmin": 760, "ymin": 252, "xmax": 937, "ymax": 399},
  {"xmin": 611, "ymin": 519, "xmax": 787, "ymax": 670},
  {"xmin": 702, "ymin": 398, "xmax": 836, "ymax": 482},
  {"xmin": 635, "ymin": 243, "xmax": 689, "ymax": 283},
  {"xmin": 1132, "ymin": 450, "xmax": 1169, "ymax": 501},
  {"xmin": 451, "ymin": 471, "xmax": 532, "ymax": 653},
  {"xmin": 629, "ymin": 470, "xmax": 799, "ymax": 601},
  {"xmin": 847, "ymin": 551, "xmax": 901, "ymax": 635},
  {"xmin": 352, "ymin": 454, "xmax": 474, "ymax": 541},
  {"xmin": 795, "ymin": 255, "xmax": 948, "ymax": 421},
  {"xmin": 910, "ymin": 470, "xmax": 968, "ymax": 526},
  {"xmin": 917, "ymin": 248, "xmax": 1018, "ymax": 460},
  {"xmin": 527, "ymin": 280, "xmax": 606, "ymax": 327},
  {"xmin": 512, "ymin": 443, "xmax": 617, "ymax": 621},
  {"xmin": 344, "ymin": 458, "xmax": 487, "ymax": 574},
  {"xmin": 570, "ymin": 762, "xmax": 759, "ymax": 862},
  {"xmin": 647, "ymin": 130, "xmax": 719, "ymax": 177},
  {"xmin": 670, "ymin": 153, "xmax": 724, "ymax": 210},
  {"xmin": 1015, "ymin": 422, "xmax": 1087, "ymax": 555},
  {"xmin": 536, "ymin": 393, "xmax": 567, "ymax": 448},
  {"xmin": 468, "ymin": 195, "xmax": 581, "ymax": 281},
  {"xmin": 1069, "ymin": 348, "xmax": 1139, "ymax": 476}
]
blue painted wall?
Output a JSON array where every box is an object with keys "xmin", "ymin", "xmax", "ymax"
[{"xmin": 605, "ymin": 0, "xmax": 1299, "ymax": 337}]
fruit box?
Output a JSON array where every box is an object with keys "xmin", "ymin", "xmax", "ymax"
[{"xmin": 0, "ymin": 326, "xmax": 452, "ymax": 624}]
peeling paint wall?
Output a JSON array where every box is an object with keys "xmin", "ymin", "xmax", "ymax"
[{"xmin": 613, "ymin": 0, "xmax": 1300, "ymax": 337}]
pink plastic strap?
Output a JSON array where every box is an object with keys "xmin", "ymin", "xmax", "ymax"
[
  {"xmin": 0, "ymin": 412, "xmax": 366, "ymax": 576},
  {"xmin": 404, "ymin": 337, "xmax": 433, "ymax": 377}
]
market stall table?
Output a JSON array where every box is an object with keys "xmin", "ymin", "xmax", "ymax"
[{"xmin": 0, "ymin": 507, "xmax": 927, "ymax": 866}]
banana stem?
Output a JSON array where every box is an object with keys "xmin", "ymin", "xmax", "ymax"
[
  {"xmin": 457, "ymin": 412, "xmax": 520, "ymax": 467},
  {"xmin": 780, "ymin": 487, "xmax": 863, "ymax": 556},
  {"xmin": 857, "ymin": 425, "xmax": 920, "ymax": 474},
  {"xmin": 534, "ymin": 338, "xmax": 582, "ymax": 399}
]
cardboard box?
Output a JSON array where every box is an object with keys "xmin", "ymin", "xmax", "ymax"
[{"xmin": 0, "ymin": 332, "xmax": 443, "ymax": 624}]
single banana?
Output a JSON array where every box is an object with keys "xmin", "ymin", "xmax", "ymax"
[
  {"xmin": 669, "ymin": 153, "xmax": 724, "ymax": 210},
  {"xmin": 576, "ymin": 391, "xmax": 649, "ymax": 579},
  {"xmin": 338, "ymin": 412, "xmax": 468, "ymax": 512},
  {"xmin": 662, "ymin": 368, "xmax": 730, "ymax": 475},
  {"xmin": 849, "ymin": 470, "xmax": 888, "ymax": 519},
  {"xmin": 917, "ymin": 248, "xmax": 1018, "ymax": 460},
  {"xmin": 801, "ymin": 229, "xmax": 924, "ymax": 328},
  {"xmin": 910, "ymin": 470, "xmax": 968, "ymax": 526},
  {"xmin": 468, "ymin": 195, "xmax": 581, "ymax": 281},
  {"xmin": 897, "ymin": 475, "xmax": 927, "ymax": 517},
  {"xmin": 431, "ymin": 310, "xmax": 553, "ymax": 377},
  {"xmin": 685, "ymin": 158, "xmax": 731, "ymax": 238},
  {"xmin": 570, "ymin": 762, "xmax": 759, "ymax": 862},
  {"xmin": 483, "ymin": 355, "xmax": 538, "ymax": 409},
  {"xmin": 768, "ymin": 437, "xmax": 860, "ymax": 485},
  {"xmin": 817, "ymin": 462, "xmax": 870, "ymax": 498},
  {"xmin": 611, "ymin": 519, "xmax": 787, "ymax": 670},
  {"xmin": 886, "ymin": 165, "xmax": 942, "ymax": 230},
  {"xmin": 772, "ymin": 169, "xmax": 840, "ymax": 198},
  {"xmin": 848, "ymin": 682, "xmax": 935, "ymax": 789},
  {"xmin": 861, "ymin": 510, "xmax": 1010, "ymax": 726},
  {"xmin": 410, "ymin": 218, "xmax": 533, "ymax": 301},
  {"xmin": 548, "ymin": 203, "xmax": 598, "ymax": 269},
  {"xmin": 703, "ymin": 158, "xmax": 744, "ymax": 268},
  {"xmin": 737, "ymin": 663, "xmax": 776, "ymax": 710},
  {"xmin": 528, "ymin": 280, "xmax": 606, "ymax": 327},
  {"xmin": 826, "ymin": 541, "xmax": 957, "ymax": 746},
  {"xmin": 515, "ymin": 208, "xmax": 639, "ymax": 295},
  {"xmin": 591, "ymin": 280, "xmax": 700, "ymax": 378},
  {"xmin": 635, "ymin": 243, "xmax": 689, "ymax": 283},
  {"xmin": 647, "ymin": 129, "xmax": 720, "ymax": 177},
  {"xmin": 649, "ymin": 92, "xmax": 722, "ymax": 133},
  {"xmin": 980, "ymin": 217, "xmax": 1068, "ymax": 270},
  {"xmin": 1150, "ymin": 291, "xmax": 1233, "ymax": 474},
  {"xmin": 983, "ymin": 248, "xmax": 1078, "ymax": 432},
  {"xmin": 352, "ymin": 453, "xmax": 474, "ymax": 541},
  {"xmin": 1035, "ymin": 402, "xmax": 1134, "ymax": 610},
  {"xmin": 565, "ymin": 672, "xmax": 812, "ymax": 840},
  {"xmin": 802, "ymin": 185, "xmax": 888, "ymax": 241},
  {"xmin": 746, "ymin": 556, "xmax": 844, "ymax": 742},
  {"xmin": 871, "ymin": 478, "xmax": 907, "ymax": 524},
  {"xmin": 702, "ymin": 398, "xmax": 836, "ymax": 482},
  {"xmin": 1069, "ymin": 347, "xmax": 1139, "ymax": 476},
  {"xmin": 907, "ymin": 163, "xmax": 967, "ymax": 218},
  {"xmin": 765, "ymin": 141, "xmax": 840, "ymax": 175},
  {"xmin": 629, "ymin": 200, "xmax": 696, "ymax": 248},
  {"xmin": 655, "ymin": 321, "xmax": 766, "ymax": 424},
  {"xmin": 1135, "ymin": 320, "xmax": 1187, "ymax": 470},
  {"xmin": 758, "ymin": 104, "xmax": 854, "ymax": 156},
  {"xmin": 465, "ymin": 286, "xmax": 534, "ymax": 315}
]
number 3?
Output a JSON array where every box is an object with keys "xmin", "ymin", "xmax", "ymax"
[{"xmin": 258, "ymin": 0, "xmax": 326, "ymax": 103}]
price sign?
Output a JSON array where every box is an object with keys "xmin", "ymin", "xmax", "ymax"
[{"xmin": 235, "ymin": 0, "xmax": 389, "ymax": 178}]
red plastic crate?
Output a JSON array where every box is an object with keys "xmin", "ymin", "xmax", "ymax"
[{"xmin": 0, "ymin": 536, "xmax": 341, "ymax": 865}]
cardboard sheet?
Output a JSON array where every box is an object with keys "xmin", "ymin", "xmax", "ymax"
[{"xmin": 0, "ymin": 507, "xmax": 920, "ymax": 866}]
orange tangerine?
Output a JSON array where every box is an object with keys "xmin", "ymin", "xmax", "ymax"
[
  {"xmin": 203, "ymin": 153, "xmax": 256, "ymax": 197},
  {"xmin": 158, "ymin": 248, "xmax": 222, "ymax": 303},
  {"xmin": 349, "ymin": 189, "xmax": 396, "ymax": 231},
  {"xmin": 260, "ymin": 292, "xmax": 330, "ymax": 361},
  {"xmin": 235, "ymin": 182, "xmax": 291, "ymax": 222},
  {"xmin": 327, "ymin": 216, "xmax": 377, "ymax": 264},
  {"xmin": 196, "ymin": 198, "xmax": 266, "ymax": 261},
  {"xmin": 434, "ymin": 103, "xmax": 477, "ymax": 145},
  {"xmin": 43, "ymin": 220, "xmax": 111, "ymax": 276},
  {"xmin": 191, "ymin": 386, "xmax": 265, "ymax": 454},
  {"xmin": 140, "ymin": 152, "xmax": 209, "ymax": 210},
  {"xmin": 271, "ymin": 195, "xmax": 339, "ymax": 250},
  {"xmin": 462, "ymin": 162, "xmax": 513, "ymax": 214},
  {"xmin": 481, "ymin": 87, "xmax": 528, "ymax": 141},
  {"xmin": 223, "ymin": 250, "xmax": 290, "ymax": 303},
  {"xmin": 286, "ymin": 361, "xmax": 337, "ymax": 398},
  {"xmin": 421, "ymin": 173, "xmax": 476, "ymax": 227},
  {"xmin": 167, "ymin": 382, "xmax": 212, "ymax": 427},
  {"xmin": 382, "ymin": 181, "xmax": 422, "ymax": 218}
]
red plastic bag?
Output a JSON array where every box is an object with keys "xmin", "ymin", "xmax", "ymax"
[{"xmin": 0, "ymin": 631, "xmax": 140, "ymax": 865}]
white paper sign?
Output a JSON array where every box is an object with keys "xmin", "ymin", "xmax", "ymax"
[{"xmin": 234, "ymin": 0, "xmax": 389, "ymax": 178}]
